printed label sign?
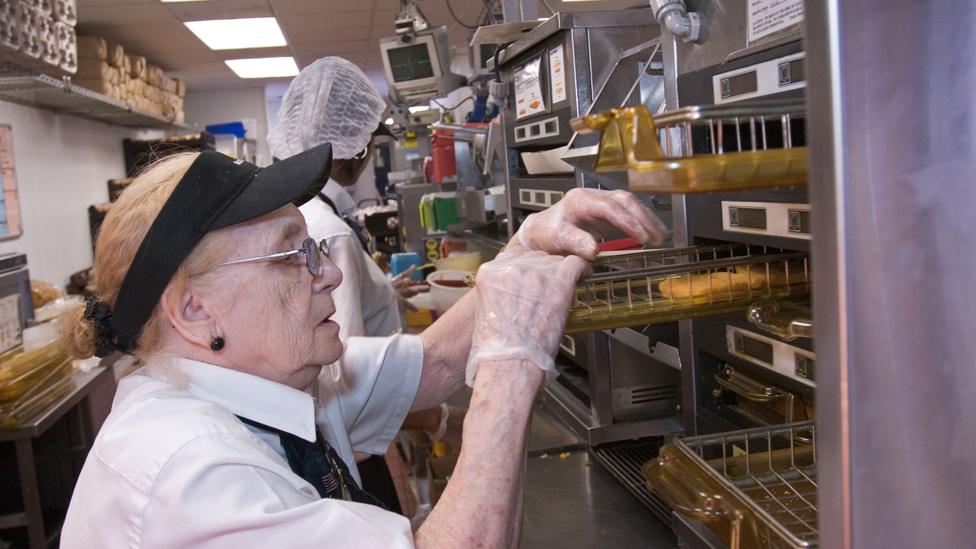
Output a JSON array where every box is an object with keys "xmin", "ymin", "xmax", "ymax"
[
  {"xmin": 514, "ymin": 56, "xmax": 546, "ymax": 119},
  {"xmin": 549, "ymin": 45, "xmax": 566, "ymax": 104},
  {"xmin": 748, "ymin": 0, "xmax": 804, "ymax": 44},
  {"xmin": 0, "ymin": 294, "xmax": 21, "ymax": 354}
]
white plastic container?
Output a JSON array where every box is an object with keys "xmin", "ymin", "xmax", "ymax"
[{"xmin": 427, "ymin": 270, "xmax": 473, "ymax": 314}]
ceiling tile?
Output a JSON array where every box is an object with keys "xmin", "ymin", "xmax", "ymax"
[
  {"xmin": 290, "ymin": 40, "xmax": 374, "ymax": 56},
  {"xmin": 77, "ymin": 0, "xmax": 155, "ymax": 6},
  {"xmin": 370, "ymin": 10, "xmax": 399, "ymax": 28},
  {"xmin": 286, "ymin": 26, "xmax": 375, "ymax": 44},
  {"xmin": 165, "ymin": 0, "xmax": 273, "ymax": 22},
  {"xmin": 373, "ymin": 0, "xmax": 398, "ymax": 10},
  {"xmin": 78, "ymin": 4, "xmax": 178, "ymax": 25},
  {"xmin": 271, "ymin": 0, "xmax": 376, "ymax": 15},
  {"xmin": 77, "ymin": 22, "xmax": 199, "ymax": 47},
  {"xmin": 215, "ymin": 46, "xmax": 294, "ymax": 60},
  {"xmin": 277, "ymin": 12, "xmax": 373, "ymax": 31}
]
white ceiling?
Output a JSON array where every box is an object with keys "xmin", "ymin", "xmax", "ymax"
[{"xmin": 76, "ymin": 0, "xmax": 642, "ymax": 94}]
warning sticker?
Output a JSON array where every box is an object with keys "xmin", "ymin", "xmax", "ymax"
[{"xmin": 747, "ymin": 0, "xmax": 804, "ymax": 44}]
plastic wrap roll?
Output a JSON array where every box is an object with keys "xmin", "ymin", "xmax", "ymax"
[
  {"xmin": 105, "ymin": 41, "xmax": 123, "ymax": 68},
  {"xmin": 0, "ymin": 0, "xmax": 21, "ymax": 50},
  {"xmin": 54, "ymin": 0, "xmax": 75, "ymax": 26},
  {"xmin": 76, "ymin": 35, "xmax": 106, "ymax": 59},
  {"xmin": 127, "ymin": 54, "xmax": 145, "ymax": 79},
  {"xmin": 39, "ymin": 15, "xmax": 59, "ymax": 65},
  {"xmin": 55, "ymin": 20, "xmax": 75, "ymax": 73},
  {"xmin": 34, "ymin": 0, "xmax": 52, "ymax": 16},
  {"xmin": 19, "ymin": 4, "xmax": 43, "ymax": 59}
]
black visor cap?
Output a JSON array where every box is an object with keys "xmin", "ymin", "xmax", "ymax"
[
  {"xmin": 210, "ymin": 142, "xmax": 333, "ymax": 230},
  {"xmin": 109, "ymin": 143, "xmax": 332, "ymax": 354}
]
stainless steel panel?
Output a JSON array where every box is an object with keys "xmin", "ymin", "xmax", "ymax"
[
  {"xmin": 806, "ymin": 1, "xmax": 976, "ymax": 548},
  {"xmin": 679, "ymin": 0, "xmax": 803, "ymax": 75}
]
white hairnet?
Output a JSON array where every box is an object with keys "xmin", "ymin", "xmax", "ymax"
[{"xmin": 268, "ymin": 57, "xmax": 387, "ymax": 160}]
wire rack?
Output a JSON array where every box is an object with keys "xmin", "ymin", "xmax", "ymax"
[
  {"xmin": 565, "ymin": 244, "xmax": 810, "ymax": 334},
  {"xmin": 570, "ymin": 99, "xmax": 807, "ymax": 193},
  {"xmin": 644, "ymin": 422, "xmax": 818, "ymax": 549},
  {"xmin": 591, "ymin": 441, "xmax": 674, "ymax": 528},
  {"xmin": 0, "ymin": 64, "xmax": 187, "ymax": 129}
]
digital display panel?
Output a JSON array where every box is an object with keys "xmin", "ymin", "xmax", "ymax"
[
  {"xmin": 734, "ymin": 332, "xmax": 774, "ymax": 365},
  {"xmin": 795, "ymin": 355, "xmax": 815, "ymax": 382},
  {"xmin": 779, "ymin": 58, "xmax": 806, "ymax": 85},
  {"xmin": 729, "ymin": 206, "xmax": 768, "ymax": 230},
  {"xmin": 788, "ymin": 209, "xmax": 812, "ymax": 234},
  {"xmin": 721, "ymin": 71, "xmax": 758, "ymax": 98},
  {"xmin": 387, "ymin": 43, "xmax": 434, "ymax": 83}
]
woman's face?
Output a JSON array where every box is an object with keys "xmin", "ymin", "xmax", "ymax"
[{"xmin": 197, "ymin": 205, "xmax": 343, "ymax": 389}]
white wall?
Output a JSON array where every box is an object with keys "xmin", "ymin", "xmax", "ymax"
[
  {"xmin": 0, "ymin": 102, "xmax": 146, "ymax": 287},
  {"xmin": 184, "ymin": 87, "xmax": 270, "ymax": 166}
]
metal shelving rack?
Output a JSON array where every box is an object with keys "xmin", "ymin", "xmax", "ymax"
[{"xmin": 0, "ymin": 65, "xmax": 188, "ymax": 130}]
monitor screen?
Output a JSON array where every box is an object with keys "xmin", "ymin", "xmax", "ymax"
[{"xmin": 387, "ymin": 43, "xmax": 434, "ymax": 83}]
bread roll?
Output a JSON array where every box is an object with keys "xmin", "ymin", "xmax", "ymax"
[
  {"xmin": 658, "ymin": 265, "xmax": 804, "ymax": 300},
  {"xmin": 106, "ymin": 41, "xmax": 124, "ymax": 68}
]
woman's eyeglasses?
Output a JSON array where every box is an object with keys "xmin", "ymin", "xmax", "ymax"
[{"xmin": 218, "ymin": 238, "xmax": 330, "ymax": 277}]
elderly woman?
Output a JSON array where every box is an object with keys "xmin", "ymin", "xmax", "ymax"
[
  {"xmin": 59, "ymin": 144, "xmax": 665, "ymax": 548},
  {"xmin": 269, "ymin": 57, "xmax": 440, "ymax": 512}
]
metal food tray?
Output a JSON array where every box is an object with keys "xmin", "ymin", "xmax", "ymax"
[
  {"xmin": 644, "ymin": 422, "xmax": 818, "ymax": 549},
  {"xmin": 570, "ymin": 99, "xmax": 807, "ymax": 193},
  {"xmin": 565, "ymin": 244, "xmax": 810, "ymax": 333}
]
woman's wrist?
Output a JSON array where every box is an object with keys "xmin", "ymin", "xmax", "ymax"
[{"xmin": 473, "ymin": 358, "xmax": 546, "ymax": 395}]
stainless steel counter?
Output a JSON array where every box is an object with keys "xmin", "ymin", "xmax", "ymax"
[{"xmin": 520, "ymin": 402, "xmax": 677, "ymax": 548}]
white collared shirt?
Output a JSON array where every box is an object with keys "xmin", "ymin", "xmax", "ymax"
[{"xmin": 60, "ymin": 334, "xmax": 423, "ymax": 549}]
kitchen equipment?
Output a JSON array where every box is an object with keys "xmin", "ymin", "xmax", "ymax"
[
  {"xmin": 565, "ymin": 244, "xmax": 809, "ymax": 334},
  {"xmin": 494, "ymin": 10, "xmax": 663, "ymax": 233},
  {"xmin": 572, "ymin": 99, "xmax": 807, "ymax": 193},
  {"xmin": 645, "ymin": 421, "xmax": 817, "ymax": 549}
]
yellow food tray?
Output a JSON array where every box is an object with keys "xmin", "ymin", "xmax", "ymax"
[
  {"xmin": 0, "ymin": 341, "xmax": 72, "ymax": 403},
  {"xmin": 0, "ymin": 358, "xmax": 74, "ymax": 428},
  {"xmin": 644, "ymin": 422, "xmax": 818, "ymax": 549},
  {"xmin": 565, "ymin": 245, "xmax": 810, "ymax": 333},
  {"xmin": 571, "ymin": 99, "xmax": 807, "ymax": 193}
]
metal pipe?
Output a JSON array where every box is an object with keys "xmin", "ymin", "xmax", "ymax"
[
  {"xmin": 648, "ymin": 0, "xmax": 701, "ymax": 43},
  {"xmin": 429, "ymin": 122, "xmax": 488, "ymax": 135}
]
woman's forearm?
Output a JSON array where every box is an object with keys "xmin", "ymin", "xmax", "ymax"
[
  {"xmin": 415, "ymin": 359, "xmax": 542, "ymax": 549},
  {"xmin": 412, "ymin": 291, "xmax": 477, "ymax": 411}
]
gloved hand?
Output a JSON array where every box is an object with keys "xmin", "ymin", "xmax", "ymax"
[
  {"xmin": 514, "ymin": 188, "xmax": 667, "ymax": 260},
  {"xmin": 465, "ymin": 251, "xmax": 589, "ymax": 386}
]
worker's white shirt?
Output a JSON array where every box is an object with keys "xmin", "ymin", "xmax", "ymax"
[
  {"xmin": 61, "ymin": 335, "xmax": 422, "ymax": 549},
  {"xmin": 300, "ymin": 181, "xmax": 400, "ymax": 343}
]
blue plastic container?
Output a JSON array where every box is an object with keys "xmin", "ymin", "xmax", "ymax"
[{"xmin": 390, "ymin": 252, "xmax": 423, "ymax": 281}]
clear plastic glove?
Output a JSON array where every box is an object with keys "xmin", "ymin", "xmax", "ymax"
[
  {"xmin": 465, "ymin": 251, "xmax": 589, "ymax": 386},
  {"xmin": 515, "ymin": 188, "xmax": 667, "ymax": 260}
]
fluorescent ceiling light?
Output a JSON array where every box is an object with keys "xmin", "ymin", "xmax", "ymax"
[
  {"xmin": 185, "ymin": 17, "xmax": 286, "ymax": 50},
  {"xmin": 409, "ymin": 106, "xmax": 431, "ymax": 113},
  {"xmin": 225, "ymin": 57, "xmax": 299, "ymax": 79}
]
